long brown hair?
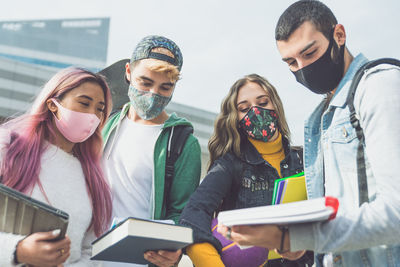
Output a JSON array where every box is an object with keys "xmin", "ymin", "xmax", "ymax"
[{"xmin": 208, "ymin": 74, "xmax": 290, "ymax": 170}]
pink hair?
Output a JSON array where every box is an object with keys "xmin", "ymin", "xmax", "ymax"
[{"xmin": 1, "ymin": 67, "xmax": 112, "ymax": 236}]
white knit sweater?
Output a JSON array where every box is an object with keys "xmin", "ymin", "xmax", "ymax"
[{"xmin": 0, "ymin": 140, "xmax": 98, "ymax": 267}]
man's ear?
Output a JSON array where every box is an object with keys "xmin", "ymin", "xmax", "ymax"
[
  {"xmin": 125, "ymin": 62, "xmax": 131, "ymax": 83},
  {"xmin": 333, "ymin": 24, "xmax": 346, "ymax": 46}
]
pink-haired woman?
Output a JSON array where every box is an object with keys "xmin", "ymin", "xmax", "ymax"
[{"xmin": 0, "ymin": 67, "xmax": 112, "ymax": 267}]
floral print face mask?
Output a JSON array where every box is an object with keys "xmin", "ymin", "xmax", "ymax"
[
  {"xmin": 238, "ymin": 106, "xmax": 278, "ymax": 142},
  {"xmin": 128, "ymin": 85, "xmax": 172, "ymax": 120}
]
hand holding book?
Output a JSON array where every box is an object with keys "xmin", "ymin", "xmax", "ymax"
[
  {"xmin": 218, "ymin": 223, "xmax": 288, "ymax": 249},
  {"xmin": 218, "ymin": 223, "xmax": 308, "ymax": 261},
  {"xmin": 216, "ymin": 197, "xmax": 339, "ymax": 251},
  {"xmin": 91, "ymin": 217, "xmax": 193, "ymax": 264},
  {"xmin": 143, "ymin": 249, "xmax": 182, "ymax": 267}
]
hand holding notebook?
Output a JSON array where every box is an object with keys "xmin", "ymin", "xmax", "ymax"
[
  {"xmin": 218, "ymin": 196, "xmax": 339, "ymax": 227},
  {"xmin": 217, "ymin": 196, "xmax": 339, "ymax": 256},
  {"xmin": 217, "ymin": 173, "xmax": 339, "ymax": 261}
]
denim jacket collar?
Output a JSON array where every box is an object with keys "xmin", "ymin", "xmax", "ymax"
[{"xmin": 329, "ymin": 54, "xmax": 369, "ymax": 108}]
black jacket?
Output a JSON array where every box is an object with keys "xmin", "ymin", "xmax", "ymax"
[{"xmin": 180, "ymin": 136, "xmax": 313, "ymax": 266}]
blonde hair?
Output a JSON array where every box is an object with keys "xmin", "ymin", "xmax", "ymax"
[
  {"xmin": 132, "ymin": 47, "xmax": 180, "ymax": 82},
  {"xmin": 208, "ymin": 74, "xmax": 290, "ymax": 170}
]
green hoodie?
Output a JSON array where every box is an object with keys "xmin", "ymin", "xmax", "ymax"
[{"xmin": 102, "ymin": 103, "xmax": 201, "ymax": 224}]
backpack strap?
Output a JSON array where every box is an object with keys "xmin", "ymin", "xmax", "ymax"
[
  {"xmin": 346, "ymin": 58, "xmax": 400, "ymax": 206},
  {"xmin": 163, "ymin": 125, "xmax": 194, "ymax": 210}
]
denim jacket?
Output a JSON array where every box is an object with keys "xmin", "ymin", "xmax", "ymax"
[
  {"xmin": 179, "ymin": 135, "xmax": 313, "ymax": 266},
  {"xmin": 290, "ymin": 54, "xmax": 400, "ymax": 267}
]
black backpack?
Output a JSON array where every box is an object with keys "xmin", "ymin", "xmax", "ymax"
[
  {"xmin": 163, "ymin": 125, "xmax": 193, "ymax": 210},
  {"xmin": 346, "ymin": 58, "xmax": 400, "ymax": 206}
]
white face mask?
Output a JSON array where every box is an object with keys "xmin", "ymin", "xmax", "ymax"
[{"xmin": 52, "ymin": 99, "xmax": 100, "ymax": 143}]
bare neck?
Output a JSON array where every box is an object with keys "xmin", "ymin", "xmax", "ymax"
[
  {"xmin": 330, "ymin": 48, "xmax": 354, "ymax": 95},
  {"xmin": 127, "ymin": 107, "xmax": 168, "ymax": 125},
  {"xmin": 51, "ymin": 123, "xmax": 75, "ymax": 154}
]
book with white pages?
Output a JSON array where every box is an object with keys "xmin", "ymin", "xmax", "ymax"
[
  {"xmin": 218, "ymin": 196, "xmax": 339, "ymax": 227},
  {"xmin": 91, "ymin": 217, "xmax": 193, "ymax": 264}
]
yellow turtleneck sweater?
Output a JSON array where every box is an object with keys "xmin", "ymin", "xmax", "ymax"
[
  {"xmin": 186, "ymin": 133, "xmax": 285, "ymax": 266},
  {"xmin": 248, "ymin": 132, "xmax": 285, "ymax": 177}
]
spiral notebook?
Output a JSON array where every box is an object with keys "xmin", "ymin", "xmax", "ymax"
[{"xmin": 0, "ymin": 184, "xmax": 69, "ymax": 240}]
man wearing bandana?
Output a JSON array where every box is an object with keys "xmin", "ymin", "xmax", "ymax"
[
  {"xmin": 218, "ymin": 1, "xmax": 400, "ymax": 266},
  {"xmin": 102, "ymin": 35, "xmax": 201, "ymax": 267}
]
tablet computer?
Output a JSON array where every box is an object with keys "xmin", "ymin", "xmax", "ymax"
[{"xmin": 0, "ymin": 184, "xmax": 69, "ymax": 240}]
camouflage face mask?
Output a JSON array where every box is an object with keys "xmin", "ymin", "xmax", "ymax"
[
  {"xmin": 128, "ymin": 85, "xmax": 172, "ymax": 120},
  {"xmin": 238, "ymin": 106, "xmax": 278, "ymax": 142}
]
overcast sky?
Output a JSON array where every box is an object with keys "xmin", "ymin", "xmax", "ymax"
[{"xmin": 1, "ymin": 0, "xmax": 399, "ymax": 144}]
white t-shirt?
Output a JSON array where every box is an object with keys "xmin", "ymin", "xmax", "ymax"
[{"xmin": 103, "ymin": 117, "xmax": 163, "ymax": 267}]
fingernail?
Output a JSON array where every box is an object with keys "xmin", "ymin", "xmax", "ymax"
[{"xmin": 53, "ymin": 229, "xmax": 61, "ymax": 236}]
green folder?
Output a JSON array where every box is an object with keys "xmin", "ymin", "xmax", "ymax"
[{"xmin": 272, "ymin": 172, "xmax": 304, "ymax": 205}]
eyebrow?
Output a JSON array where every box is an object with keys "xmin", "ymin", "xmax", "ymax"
[
  {"xmin": 137, "ymin": 75, "xmax": 175, "ymax": 87},
  {"xmin": 77, "ymin": 95, "xmax": 105, "ymax": 106},
  {"xmin": 138, "ymin": 76, "xmax": 154, "ymax": 83},
  {"xmin": 281, "ymin": 40, "xmax": 316, "ymax": 62}
]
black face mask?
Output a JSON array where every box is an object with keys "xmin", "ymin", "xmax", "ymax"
[{"xmin": 292, "ymin": 31, "xmax": 345, "ymax": 94}]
